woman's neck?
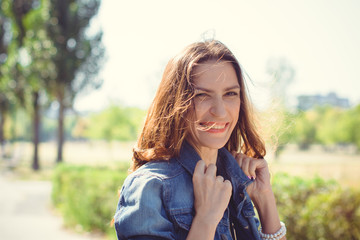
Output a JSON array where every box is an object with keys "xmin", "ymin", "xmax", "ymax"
[
  {"xmin": 196, "ymin": 146, "xmax": 218, "ymax": 166},
  {"xmin": 186, "ymin": 139, "xmax": 218, "ymax": 166}
]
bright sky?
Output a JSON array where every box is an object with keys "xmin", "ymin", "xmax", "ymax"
[{"xmin": 74, "ymin": 0, "xmax": 360, "ymax": 112}]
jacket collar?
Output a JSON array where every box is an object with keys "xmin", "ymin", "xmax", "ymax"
[
  {"xmin": 175, "ymin": 141, "xmax": 253, "ymax": 188},
  {"xmin": 175, "ymin": 141, "xmax": 200, "ymax": 175},
  {"xmin": 217, "ymin": 148, "xmax": 254, "ymax": 188},
  {"xmin": 175, "ymin": 141, "xmax": 257, "ymax": 226}
]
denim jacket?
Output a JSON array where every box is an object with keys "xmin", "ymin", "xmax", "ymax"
[{"xmin": 114, "ymin": 142, "xmax": 261, "ymax": 240}]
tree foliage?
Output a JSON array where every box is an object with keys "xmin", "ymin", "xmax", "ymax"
[
  {"xmin": 0, "ymin": 0, "xmax": 105, "ymax": 168},
  {"xmin": 0, "ymin": 5, "xmax": 10, "ymax": 155},
  {"xmin": 45, "ymin": 0, "xmax": 104, "ymax": 163},
  {"xmin": 1, "ymin": 0, "xmax": 57, "ymax": 169},
  {"xmin": 82, "ymin": 105, "xmax": 146, "ymax": 142},
  {"xmin": 274, "ymin": 105, "xmax": 360, "ymax": 151}
]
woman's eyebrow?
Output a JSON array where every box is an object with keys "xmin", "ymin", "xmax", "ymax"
[
  {"xmin": 194, "ymin": 85, "xmax": 240, "ymax": 92},
  {"xmin": 225, "ymin": 85, "xmax": 240, "ymax": 91}
]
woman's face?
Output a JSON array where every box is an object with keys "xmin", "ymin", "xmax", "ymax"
[{"xmin": 187, "ymin": 60, "xmax": 241, "ymax": 152}]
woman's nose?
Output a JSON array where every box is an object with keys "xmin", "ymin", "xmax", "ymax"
[{"xmin": 210, "ymin": 98, "xmax": 226, "ymax": 117}]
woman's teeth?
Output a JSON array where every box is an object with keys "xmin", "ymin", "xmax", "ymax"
[{"xmin": 200, "ymin": 123, "xmax": 226, "ymax": 129}]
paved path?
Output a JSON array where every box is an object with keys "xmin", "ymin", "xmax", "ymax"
[{"xmin": 0, "ymin": 174, "xmax": 104, "ymax": 240}]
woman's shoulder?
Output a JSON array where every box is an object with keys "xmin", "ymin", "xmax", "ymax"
[
  {"xmin": 130, "ymin": 158, "xmax": 185, "ymax": 180},
  {"xmin": 118, "ymin": 158, "xmax": 191, "ymax": 208},
  {"xmin": 115, "ymin": 158, "xmax": 195, "ymax": 238},
  {"xmin": 119, "ymin": 158, "xmax": 191, "ymax": 204},
  {"xmin": 115, "ymin": 159, "xmax": 182, "ymax": 239},
  {"xmin": 120, "ymin": 158, "xmax": 184, "ymax": 191}
]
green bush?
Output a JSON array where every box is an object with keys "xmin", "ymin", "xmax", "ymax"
[
  {"xmin": 52, "ymin": 166, "xmax": 360, "ymax": 239},
  {"xmin": 275, "ymin": 105, "xmax": 360, "ymax": 150},
  {"xmin": 52, "ymin": 163, "xmax": 129, "ymax": 238},
  {"xmin": 301, "ymin": 188, "xmax": 360, "ymax": 239},
  {"xmin": 273, "ymin": 173, "xmax": 360, "ymax": 240}
]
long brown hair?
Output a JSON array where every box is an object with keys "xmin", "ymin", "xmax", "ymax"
[{"xmin": 131, "ymin": 40, "xmax": 265, "ymax": 171}]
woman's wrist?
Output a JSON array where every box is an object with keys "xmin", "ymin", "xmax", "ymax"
[
  {"xmin": 186, "ymin": 214, "xmax": 217, "ymax": 240},
  {"xmin": 259, "ymin": 221, "xmax": 287, "ymax": 240},
  {"xmin": 251, "ymin": 189, "xmax": 282, "ymax": 234}
]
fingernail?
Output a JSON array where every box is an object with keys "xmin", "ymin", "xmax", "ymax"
[{"xmin": 247, "ymin": 175, "xmax": 251, "ymax": 179}]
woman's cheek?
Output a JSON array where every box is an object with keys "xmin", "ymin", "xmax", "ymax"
[
  {"xmin": 194, "ymin": 101, "xmax": 210, "ymax": 115},
  {"xmin": 231, "ymin": 99, "xmax": 241, "ymax": 111}
]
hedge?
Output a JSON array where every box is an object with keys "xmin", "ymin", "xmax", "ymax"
[
  {"xmin": 273, "ymin": 173, "xmax": 360, "ymax": 240},
  {"xmin": 52, "ymin": 163, "xmax": 129, "ymax": 238},
  {"xmin": 52, "ymin": 165, "xmax": 360, "ymax": 239}
]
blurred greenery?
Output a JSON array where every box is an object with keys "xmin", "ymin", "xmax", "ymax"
[
  {"xmin": 4, "ymin": 102, "xmax": 359, "ymax": 150},
  {"xmin": 52, "ymin": 162, "xmax": 129, "ymax": 238},
  {"xmin": 272, "ymin": 104, "xmax": 360, "ymax": 153},
  {"xmin": 0, "ymin": 0, "xmax": 104, "ymax": 168},
  {"xmin": 81, "ymin": 105, "xmax": 146, "ymax": 142},
  {"xmin": 52, "ymin": 165, "xmax": 360, "ymax": 240},
  {"xmin": 273, "ymin": 173, "xmax": 360, "ymax": 240},
  {"xmin": 40, "ymin": 104, "xmax": 146, "ymax": 142}
]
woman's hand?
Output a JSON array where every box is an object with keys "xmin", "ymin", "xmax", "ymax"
[
  {"xmin": 232, "ymin": 152, "xmax": 286, "ymax": 239},
  {"xmin": 187, "ymin": 160, "xmax": 232, "ymax": 240},
  {"xmin": 192, "ymin": 160, "xmax": 232, "ymax": 227},
  {"xmin": 232, "ymin": 152, "xmax": 272, "ymax": 201}
]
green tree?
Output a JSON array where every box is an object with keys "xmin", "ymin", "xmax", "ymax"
[
  {"xmin": 21, "ymin": 0, "xmax": 57, "ymax": 169},
  {"xmin": 5, "ymin": 0, "xmax": 56, "ymax": 169},
  {"xmin": 0, "ymin": 4, "xmax": 11, "ymax": 157},
  {"xmin": 316, "ymin": 106, "xmax": 345, "ymax": 145},
  {"xmin": 46, "ymin": 0, "xmax": 104, "ymax": 163},
  {"xmin": 0, "ymin": 0, "xmax": 30, "ymax": 159},
  {"xmin": 292, "ymin": 110, "xmax": 318, "ymax": 149},
  {"xmin": 84, "ymin": 105, "xmax": 145, "ymax": 142},
  {"xmin": 310, "ymin": 105, "xmax": 360, "ymax": 150},
  {"xmin": 344, "ymin": 105, "xmax": 360, "ymax": 149}
]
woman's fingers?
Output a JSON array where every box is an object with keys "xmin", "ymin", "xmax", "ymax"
[
  {"xmin": 233, "ymin": 153, "xmax": 252, "ymax": 178},
  {"xmin": 233, "ymin": 152, "xmax": 268, "ymax": 179},
  {"xmin": 232, "ymin": 153, "xmax": 273, "ymax": 199},
  {"xmin": 216, "ymin": 175, "xmax": 224, "ymax": 183},
  {"xmin": 223, "ymin": 180, "xmax": 232, "ymax": 195},
  {"xmin": 243, "ymin": 160, "xmax": 250, "ymax": 178},
  {"xmin": 192, "ymin": 160, "xmax": 232, "ymax": 225},
  {"xmin": 233, "ymin": 152, "xmax": 246, "ymax": 168},
  {"xmin": 205, "ymin": 164, "xmax": 217, "ymax": 178},
  {"xmin": 194, "ymin": 160, "xmax": 206, "ymax": 174},
  {"xmin": 248, "ymin": 159, "xmax": 258, "ymax": 179}
]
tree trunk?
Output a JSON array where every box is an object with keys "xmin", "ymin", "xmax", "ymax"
[
  {"xmin": 10, "ymin": 105, "xmax": 17, "ymax": 143},
  {"xmin": 32, "ymin": 91, "xmax": 40, "ymax": 170},
  {"xmin": 56, "ymin": 95, "xmax": 65, "ymax": 163},
  {"xmin": 0, "ymin": 108, "xmax": 5, "ymax": 159}
]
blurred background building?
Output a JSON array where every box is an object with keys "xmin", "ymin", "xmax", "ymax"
[{"xmin": 297, "ymin": 92, "xmax": 350, "ymax": 110}]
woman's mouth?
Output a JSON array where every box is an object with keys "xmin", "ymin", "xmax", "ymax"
[{"xmin": 198, "ymin": 122, "xmax": 229, "ymax": 132}]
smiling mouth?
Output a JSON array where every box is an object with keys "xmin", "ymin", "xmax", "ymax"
[{"xmin": 198, "ymin": 122, "xmax": 228, "ymax": 131}]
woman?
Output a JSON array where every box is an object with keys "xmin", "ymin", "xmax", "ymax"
[{"xmin": 114, "ymin": 40, "xmax": 286, "ymax": 240}]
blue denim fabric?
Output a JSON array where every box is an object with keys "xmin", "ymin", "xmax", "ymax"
[{"xmin": 114, "ymin": 142, "xmax": 261, "ymax": 240}]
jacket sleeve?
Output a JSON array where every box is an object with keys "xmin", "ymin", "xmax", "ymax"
[{"xmin": 114, "ymin": 174, "xmax": 175, "ymax": 240}]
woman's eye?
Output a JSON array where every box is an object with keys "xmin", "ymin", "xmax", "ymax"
[
  {"xmin": 225, "ymin": 91, "xmax": 239, "ymax": 97},
  {"xmin": 195, "ymin": 93, "xmax": 207, "ymax": 98}
]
